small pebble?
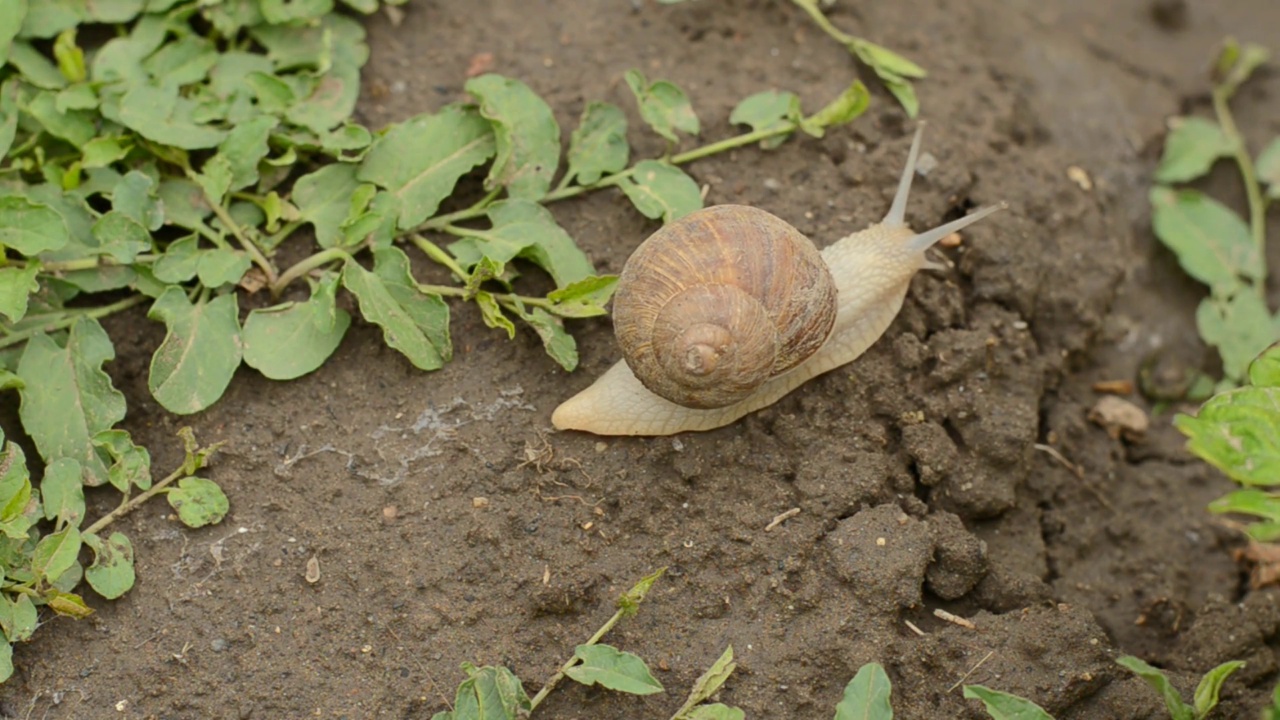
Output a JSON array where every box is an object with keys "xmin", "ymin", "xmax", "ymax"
[
  {"xmin": 914, "ymin": 152, "xmax": 938, "ymax": 176},
  {"xmin": 472, "ymin": 497, "xmax": 490, "ymax": 509},
  {"xmin": 762, "ymin": 178, "xmax": 782, "ymax": 191},
  {"xmin": 211, "ymin": 638, "xmax": 228, "ymax": 653},
  {"xmin": 390, "ymin": 80, "xmax": 406, "ymax": 94}
]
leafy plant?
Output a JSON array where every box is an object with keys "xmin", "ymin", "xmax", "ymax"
[
  {"xmin": 1148, "ymin": 38, "xmax": 1276, "ymax": 393},
  {"xmin": 0, "ymin": 425, "xmax": 225, "ymax": 682},
  {"xmin": 0, "ymin": 0, "xmax": 881, "ymax": 684},
  {"xmin": 1116, "ymin": 655, "xmax": 1244, "ymax": 720},
  {"xmin": 1175, "ymin": 341, "xmax": 1280, "ymax": 540}
]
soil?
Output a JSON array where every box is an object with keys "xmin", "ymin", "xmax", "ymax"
[{"xmin": 3, "ymin": 0, "xmax": 1280, "ymax": 718}]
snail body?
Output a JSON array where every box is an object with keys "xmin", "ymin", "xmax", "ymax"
[{"xmin": 552, "ymin": 124, "xmax": 1004, "ymax": 436}]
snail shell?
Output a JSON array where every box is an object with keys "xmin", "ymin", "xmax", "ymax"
[
  {"xmin": 552, "ymin": 123, "xmax": 1006, "ymax": 436},
  {"xmin": 611, "ymin": 205, "xmax": 837, "ymax": 409}
]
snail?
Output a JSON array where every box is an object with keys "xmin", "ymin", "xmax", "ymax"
[{"xmin": 551, "ymin": 123, "xmax": 1005, "ymax": 436}]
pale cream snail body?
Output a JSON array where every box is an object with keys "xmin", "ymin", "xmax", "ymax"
[{"xmin": 552, "ymin": 124, "xmax": 1005, "ymax": 436}]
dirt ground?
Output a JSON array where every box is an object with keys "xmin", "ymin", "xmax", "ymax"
[{"xmin": 3, "ymin": 0, "xmax": 1280, "ymax": 718}]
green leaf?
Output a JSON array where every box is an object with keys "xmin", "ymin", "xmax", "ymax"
[
  {"xmin": 730, "ymin": 90, "xmax": 801, "ymax": 149},
  {"xmin": 8, "ymin": 41, "xmax": 65, "ymax": 88},
  {"xmin": 45, "ymin": 589, "xmax": 92, "ymax": 618},
  {"xmin": 800, "ymin": 81, "xmax": 871, "ymax": 138},
  {"xmin": 342, "ymin": 247, "xmax": 452, "ymax": 370},
  {"xmin": 465, "ymin": 74, "xmax": 561, "ymax": 200},
  {"xmin": 617, "ymin": 160, "xmax": 703, "ymax": 223},
  {"xmin": 84, "ymin": 530, "xmax": 136, "ymax": 599},
  {"xmin": 243, "ymin": 273, "xmax": 351, "ymax": 380},
  {"xmin": 0, "ymin": 79, "xmax": 19, "ymax": 159},
  {"xmin": 565, "ymin": 101, "xmax": 629, "ymax": 186},
  {"xmin": 146, "ymin": 287, "xmax": 243, "ymax": 415},
  {"xmin": 1196, "ymin": 292, "xmax": 1275, "ymax": 383},
  {"xmin": 625, "ymin": 69, "xmax": 700, "ymax": 142},
  {"xmin": 1249, "ymin": 343, "xmax": 1280, "ymax": 387},
  {"xmin": 111, "ymin": 171, "xmax": 163, "ymax": 231},
  {"xmin": 0, "ymin": 263, "xmax": 39, "ymax": 323},
  {"xmin": 31, "ymin": 526, "xmax": 81, "ymax": 584},
  {"xmin": 1193, "ymin": 660, "xmax": 1245, "ymax": 717},
  {"xmin": 1258, "ymin": 138, "xmax": 1280, "ymax": 200},
  {"xmin": 962, "ymin": 685, "xmax": 1054, "ymax": 720},
  {"xmin": 850, "ymin": 39, "xmax": 926, "ymax": 79},
  {"xmin": 0, "ymin": 640, "xmax": 11, "ymax": 684},
  {"xmin": 0, "ymin": 433, "xmax": 29, "ymax": 512},
  {"xmin": 686, "ymin": 705, "xmax": 744, "ymax": 720},
  {"xmin": 1209, "ymin": 489, "xmax": 1280, "ymax": 523},
  {"xmin": 23, "ymin": 86, "xmax": 95, "ymax": 145},
  {"xmin": 564, "ymin": 644, "xmax": 665, "ymax": 695},
  {"xmin": 153, "ymin": 236, "xmax": 201, "ymax": 283},
  {"xmin": 16, "ymin": 318, "xmax": 125, "ymax": 485},
  {"xmin": 1150, "ymin": 186, "xmax": 1259, "ymax": 295},
  {"xmin": 216, "ymin": 115, "xmax": 277, "ymax": 192},
  {"xmin": 357, "ymin": 104, "xmax": 496, "ymax": 229},
  {"xmin": 0, "ymin": 0, "xmax": 25, "ymax": 67},
  {"xmin": 1214, "ymin": 38, "xmax": 1270, "ymax": 97},
  {"xmin": 261, "ymin": 0, "xmax": 334, "ymax": 24},
  {"xmin": 286, "ymin": 62, "xmax": 361, "ymax": 135},
  {"xmin": 834, "ymin": 663, "xmax": 894, "ymax": 720},
  {"xmin": 80, "ymin": 136, "xmax": 130, "ymax": 169},
  {"xmin": 512, "ymin": 304, "xmax": 577, "ymax": 371},
  {"xmin": 0, "ymin": 194, "xmax": 70, "ymax": 255},
  {"xmin": 113, "ymin": 83, "xmax": 227, "ymax": 150},
  {"xmin": 1116, "ymin": 656, "xmax": 1195, "ymax": 720},
  {"xmin": 1175, "ymin": 385, "xmax": 1280, "ymax": 487},
  {"xmin": 0, "ymin": 594, "xmax": 36, "ymax": 642},
  {"xmin": 617, "ymin": 567, "xmax": 664, "ymax": 616},
  {"xmin": 546, "ymin": 275, "xmax": 618, "ymax": 318},
  {"xmin": 40, "ymin": 457, "xmax": 84, "ymax": 527},
  {"xmin": 1156, "ymin": 117, "xmax": 1234, "ymax": 183},
  {"xmin": 196, "ymin": 249, "xmax": 251, "ymax": 289},
  {"xmin": 166, "ymin": 476, "xmax": 228, "ymax": 528},
  {"xmin": 93, "ymin": 429, "xmax": 151, "ymax": 492},
  {"xmin": 681, "ymin": 646, "xmax": 737, "ymax": 711},
  {"xmin": 91, "ymin": 211, "xmax": 152, "ymax": 264},
  {"xmin": 457, "ymin": 199, "xmax": 595, "ymax": 287},
  {"xmin": 448, "ymin": 664, "xmax": 531, "ymax": 720},
  {"xmin": 294, "ymin": 163, "xmax": 367, "ymax": 248},
  {"xmin": 52, "ymin": 27, "xmax": 85, "ymax": 83},
  {"xmin": 475, "ymin": 292, "xmax": 516, "ymax": 339}
]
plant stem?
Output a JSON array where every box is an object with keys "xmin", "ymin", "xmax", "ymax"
[
  {"xmin": 526, "ymin": 603, "xmax": 631, "ymax": 712},
  {"xmin": 409, "ymin": 234, "xmax": 473, "ymax": 282},
  {"xmin": 1212, "ymin": 86, "xmax": 1269, "ymax": 298},
  {"xmin": 414, "ymin": 282, "xmax": 555, "ymax": 311},
  {"xmin": 790, "ymin": 0, "xmax": 854, "ymax": 45},
  {"xmin": 15, "ymin": 253, "xmax": 161, "ymax": 272},
  {"xmin": 418, "ymin": 187, "xmax": 503, "ymax": 231},
  {"xmin": 208, "ymin": 201, "xmax": 279, "ymax": 285},
  {"xmin": 270, "ymin": 247, "xmax": 353, "ymax": 297},
  {"xmin": 84, "ymin": 462, "xmax": 187, "ymax": 537},
  {"xmin": 0, "ymin": 294, "xmax": 147, "ymax": 350}
]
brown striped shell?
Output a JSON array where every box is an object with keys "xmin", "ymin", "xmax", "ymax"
[{"xmin": 610, "ymin": 204, "xmax": 838, "ymax": 409}]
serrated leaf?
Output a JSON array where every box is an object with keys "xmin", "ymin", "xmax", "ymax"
[
  {"xmin": 342, "ymin": 247, "xmax": 451, "ymax": 370},
  {"xmin": 1150, "ymin": 186, "xmax": 1259, "ymax": 296},
  {"xmin": 167, "ymin": 476, "xmax": 228, "ymax": 528},
  {"xmin": 0, "ymin": 263, "xmax": 39, "ymax": 322},
  {"xmin": 92, "ymin": 429, "xmax": 151, "ymax": 492},
  {"xmin": 566, "ymin": 101, "xmax": 629, "ymax": 186},
  {"xmin": 1156, "ymin": 117, "xmax": 1234, "ymax": 183},
  {"xmin": 617, "ymin": 160, "xmax": 703, "ymax": 223},
  {"xmin": 512, "ymin": 303, "xmax": 576, "ymax": 371},
  {"xmin": 465, "ymin": 74, "xmax": 561, "ymax": 199},
  {"xmin": 449, "ymin": 664, "xmax": 531, "ymax": 720},
  {"xmin": 83, "ymin": 531, "xmax": 135, "ymax": 599},
  {"xmin": 730, "ymin": 90, "xmax": 801, "ymax": 149},
  {"xmin": 243, "ymin": 273, "xmax": 351, "ymax": 380},
  {"xmin": 1196, "ymin": 292, "xmax": 1275, "ymax": 383},
  {"xmin": 146, "ymin": 287, "xmax": 243, "ymax": 415},
  {"xmin": 0, "ymin": 194, "xmax": 70, "ymax": 255},
  {"xmin": 564, "ymin": 644, "xmax": 665, "ymax": 695},
  {"xmin": 1115, "ymin": 656, "xmax": 1195, "ymax": 720},
  {"xmin": 962, "ymin": 685, "xmax": 1053, "ymax": 720},
  {"xmin": 800, "ymin": 81, "xmax": 871, "ymax": 137},
  {"xmin": 357, "ymin": 104, "xmax": 496, "ymax": 229},
  {"xmin": 1193, "ymin": 660, "xmax": 1245, "ymax": 716},
  {"xmin": 16, "ymin": 318, "xmax": 124, "ymax": 485},
  {"xmin": 32, "ymin": 526, "xmax": 81, "ymax": 584},
  {"xmin": 546, "ymin": 275, "xmax": 617, "ymax": 318},
  {"xmin": 833, "ymin": 663, "xmax": 893, "ymax": 720},
  {"xmin": 40, "ymin": 457, "xmax": 84, "ymax": 527},
  {"xmin": 625, "ymin": 69, "xmax": 700, "ymax": 142}
]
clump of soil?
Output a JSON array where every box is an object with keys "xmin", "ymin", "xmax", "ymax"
[{"xmin": 3, "ymin": 1, "xmax": 1280, "ymax": 719}]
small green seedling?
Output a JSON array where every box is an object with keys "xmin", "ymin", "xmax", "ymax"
[
  {"xmin": 1116, "ymin": 655, "xmax": 1245, "ymax": 720},
  {"xmin": 1175, "ymin": 341, "xmax": 1280, "ymax": 541},
  {"xmin": 1148, "ymin": 38, "xmax": 1276, "ymax": 395}
]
